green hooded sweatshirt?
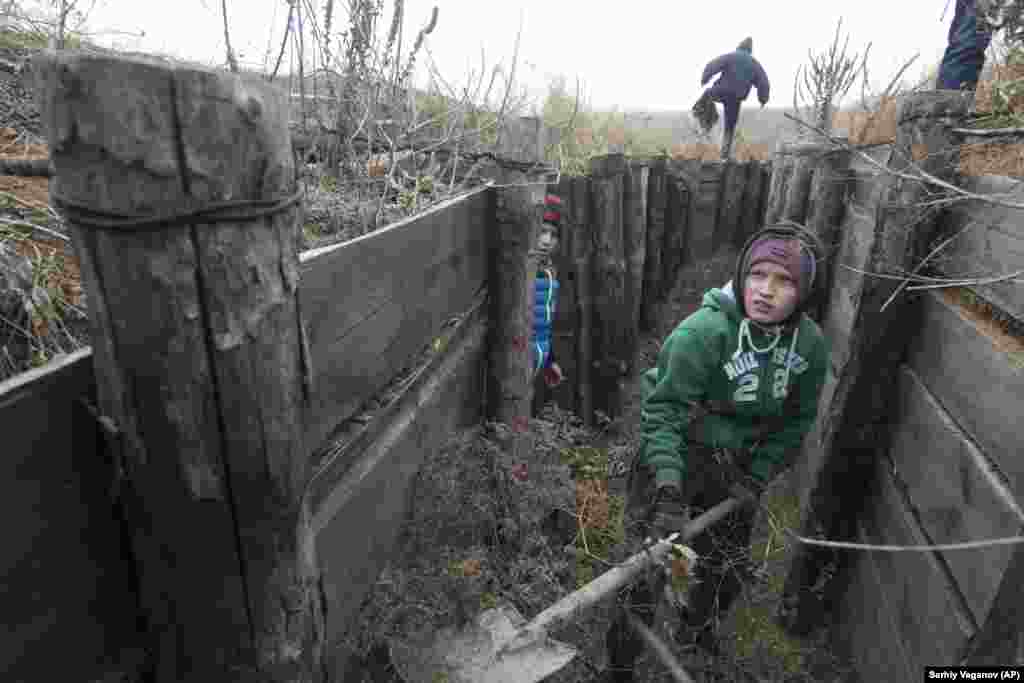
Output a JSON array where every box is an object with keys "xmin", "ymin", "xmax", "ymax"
[{"xmin": 639, "ymin": 282, "xmax": 829, "ymax": 490}]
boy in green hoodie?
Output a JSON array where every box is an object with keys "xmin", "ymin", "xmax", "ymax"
[{"xmin": 605, "ymin": 224, "xmax": 830, "ymax": 680}]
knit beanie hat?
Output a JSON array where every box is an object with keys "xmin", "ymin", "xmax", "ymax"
[
  {"xmin": 543, "ymin": 194, "xmax": 562, "ymax": 225},
  {"xmin": 738, "ymin": 37, "xmax": 753, "ymax": 53},
  {"xmin": 742, "ymin": 236, "xmax": 816, "ymax": 306}
]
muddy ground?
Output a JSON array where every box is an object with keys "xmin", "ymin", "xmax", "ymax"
[{"xmin": 341, "ymin": 248, "xmax": 859, "ymax": 683}]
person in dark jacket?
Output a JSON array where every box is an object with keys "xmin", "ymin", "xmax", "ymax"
[
  {"xmin": 936, "ymin": 0, "xmax": 993, "ymax": 92},
  {"xmin": 695, "ymin": 37, "xmax": 771, "ymax": 160},
  {"xmin": 604, "ymin": 223, "xmax": 829, "ymax": 681}
]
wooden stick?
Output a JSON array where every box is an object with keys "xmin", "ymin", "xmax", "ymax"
[
  {"xmin": 626, "ymin": 613, "xmax": 698, "ymax": 683},
  {"xmin": 504, "ymin": 497, "xmax": 741, "ymax": 651}
]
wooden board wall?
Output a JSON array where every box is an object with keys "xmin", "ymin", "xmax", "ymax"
[
  {"xmin": 0, "ymin": 349, "xmax": 140, "ymax": 681},
  {"xmin": 299, "ymin": 187, "xmax": 491, "ymax": 454},
  {"xmin": 888, "ymin": 365, "xmax": 1024, "ymax": 625},
  {"xmin": 311, "ymin": 299, "xmax": 488, "ymax": 678},
  {"xmin": 937, "ymin": 174, "xmax": 1024, "ymax": 323},
  {"xmin": 905, "ymin": 290, "xmax": 1024, "ymax": 502}
]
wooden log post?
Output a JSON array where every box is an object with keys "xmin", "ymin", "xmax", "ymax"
[
  {"xmin": 34, "ymin": 51, "xmax": 322, "ymax": 680},
  {"xmin": 487, "ymin": 185, "xmax": 539, "ymax": 427},
  {"xmin": 570, "ymin": 175, "xmax": 595, "ymax": 427},
  {"xmin": 780, "ymin": 141, "xmax": 820, "ymax": 224},
  {"xmin": 589, "ymin": 153, "xmax": 628, "ymax": 419},
  {"xmin": 779, "ymin": 92, "xmax": 970, "ymax": 637},
  {"xmin": 625, "ymin": 159, "xmax": 649, "ymax": 356},
  {"xmin": 764, "ymin": 142, "xmax": 790, "ymax": 225},
  {"xmin": 687, "ymin": 161, "xmax": 724, "ymax": 262},
  {"xmin": 737, "ymin": 160, "xmax": 764, "ymax": 248},
  {"xmin": 716, "ymin": 160, "xmax": 747, "ymax": 252},
  {"xmin": 804, "ymin": 145, "xmax": 853, "ymax": 323},
  {"xmin": 641, "ymin": 157, "xmax": 668, "ymax": 332},
  {"xmin": 663, "ymin": 161, "xmax": 693, "ymax": 286}
]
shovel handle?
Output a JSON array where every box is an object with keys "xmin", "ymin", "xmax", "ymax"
[{"xmin": 516, "ymin": 497, "xmax": 741, "ymax": 643}]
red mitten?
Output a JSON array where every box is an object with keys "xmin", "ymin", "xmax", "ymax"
[{"xmin": 543, "ymin": 362, "xmax": 564, "ymax": 388}]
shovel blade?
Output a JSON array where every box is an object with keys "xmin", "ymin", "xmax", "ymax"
[{"xmin": 390, "ymin": 604, "xmax": 578, "ymax": 683}]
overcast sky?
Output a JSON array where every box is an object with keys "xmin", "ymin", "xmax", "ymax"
[{"xmin": 79, "ymin": 0, "xmax": 962, "ymax": 113}]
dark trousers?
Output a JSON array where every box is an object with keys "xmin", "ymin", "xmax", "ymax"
[
  {"xmin": 606, "ymin": 450, "xmax": 756, "ymax": 681},
  {"xmin": 707, "ymin": 84, "xmax": 742, "ymax": 160},
  {"xmin": 937, "ymin": 0, "xmax": 992, "ymax": 91}
]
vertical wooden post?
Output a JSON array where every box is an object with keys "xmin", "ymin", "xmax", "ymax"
[
  {"xmin": 664, "ymin": 160, "xmax": 695, "ymax": 283},
  {"xmin": 781, "ymin": 141, "xmax": 820, "ymax": 224},
  {"xmin": 687, "ymin": 161, "xmax": 724, "ymax": 262},
  {"xmin": 717, "ymin": 160, "xmax": 747, "ymax": 251},
  {"xmin": 764, "ymin": 141, "xmax": 792, "ymax": 225},
  {"xmin": 35, "ymin": 51, "xmax": 322, "ymax": 681},
  {"xmin": 624, "ymin": 160, "xmax": 649, "ymax": 352},
  {"xmin": 738, "ymin": 161, "xmax": 764, "ymax": 248},
  {"xmin": 779, "ymin": 92, "xmax": 970, "ymax": 637},
  {"xmin": 641, "ymin": 157, "xmax": 667, "ymax": 332},
  {"xmin": 488, "ymin": 185, "xmax": 537, "ymax": 426},
  {"xmin": 804, "ymin": 145, "xmax": 852, "ymax": 322},
  {"xmin": 570, "ymin": 175, "xmax": 595, "ymax": 427},
  {"xmin": 589, "ymin": 153, "xmax": 628, "ymax": 419}
]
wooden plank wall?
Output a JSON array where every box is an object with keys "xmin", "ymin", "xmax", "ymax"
[
  {"xmin": 816, "ymin": 155, "xmax": 1024, "ymax": 678},
  {"xmin": 299, "ymin": 186, "xmax": 491, "ymax": 454},
  {"xmin": 936, "ymin": 174, "xmax": 1024, "ymax": 323},
  {"xmin": 0, "ymin": 349, "xmax": 141, "ymax": 682}
]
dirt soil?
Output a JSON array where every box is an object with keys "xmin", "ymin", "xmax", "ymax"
[{"xmin": 341, "ymin": 248, "xmax": 859, "ymax": 683}]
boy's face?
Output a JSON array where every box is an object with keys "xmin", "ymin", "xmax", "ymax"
[
  {"xmin": 537, "ymin": 225, "xmax": 559, "ymax": 254},
  {"xmin": 744, "ymin": 261, "xmax": 799, "ymax": 324}
]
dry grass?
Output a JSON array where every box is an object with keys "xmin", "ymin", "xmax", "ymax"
[
  {"xmin": 831, "ymin": 96, "xmax": 899, "ymax": 146},
  {"xmin": 670, "ymin": 142, "xmax": 771, "ymax": 162},
  {"xmin": 974, "ymin": 61, "xmax": 1024, "ymax": 116}
]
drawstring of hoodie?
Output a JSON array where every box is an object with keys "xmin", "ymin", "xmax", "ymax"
[{"xmin": 735, "ymin": 317, "xmax": 801, "ymax": 399}]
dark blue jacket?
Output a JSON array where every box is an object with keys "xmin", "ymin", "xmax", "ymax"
[{"xmin": 701, "ymin": 37, "xmax": 771, "ymax": 104}]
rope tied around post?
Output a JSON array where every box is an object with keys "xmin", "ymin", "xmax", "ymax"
[{"xmin": 50, "ymin": 189, "xmax": 305, "ymax": 231}]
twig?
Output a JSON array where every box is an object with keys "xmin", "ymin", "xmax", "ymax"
[
  {"xmin": 625, "ymin": 613, "xmax": 697, "ymax": 683},
  {"xmin": 905, "ymin": 268, "xmax": 1024, "ymax": 289},
  {"xmin": 784, "ymin": 113, "xmax": 1024, "ymax": 211},
  {"xmin": 0, "ymin": 217, "xmax": 71, "ymax": 242},
  {"xmin": 952, "ymin": 126, "xmax": 1024, "ymax": 136},
  {"xmin": 788, "ymin": 529, "xmax": 1024, "ymax": 552}
]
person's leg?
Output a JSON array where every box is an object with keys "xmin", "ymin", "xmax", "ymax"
[
  {"xmin": 719, "ymin": 97, "xmax": 741, "ymax": 160},
  {"xmin": 937, "ymin": 0, "xmax": 993, "ymax": 91},
  {"xmin": 680, "ymin": 457, "xmax": 756, "ymax": 651},
  {"xmin": 605, "ymin": 579, "xmax": 658, "ymax": 682}
]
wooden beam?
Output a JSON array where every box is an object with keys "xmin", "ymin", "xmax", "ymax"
[
  {"xmin": 641, "ymin": 157, "xmax": 668, "ymax": 332},
  {"xmin": 35, "ymin": 50, "xmax": 321, "ymax": 681},
  {"xmin": 589, "ymin": 154, "xmax": 628, "ymax": 419},
  {"xmin": 570, "ymin": 175, "xmax": 595, "ymax": 426}
]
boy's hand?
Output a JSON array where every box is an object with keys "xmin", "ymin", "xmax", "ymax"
[{"xmin": 648, "ymin": 485, "xmax": 690, "ymax": 540}]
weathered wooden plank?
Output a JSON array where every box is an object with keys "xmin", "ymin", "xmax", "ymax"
[
  {"xmin": 834, "ymin": 524, "xmax": 916, "ymax": 683},
  {"xmin": 589, "ymin": 154, "xmax": 629, "ymax": 418},
  {"xmin": 781, "ymin": 145, "xmax": 818, "ymax": 224},
  {"xmin": 571, "ymin": 176, "xmax": 595, "ymax": 425},
  {"xmin": 821, "ymin": 209, "xmax": 876, "ymax": 377},
  {"xmin": 936, "ymin": 174, "xmax": 1024, "ymax": 323},
  {"xmin": 764, "ymin": 151, "xmax": 791, "ymax": 225},
  {"xmin": 962, "ymin": 542, "xmax": 1024, "ymax": 666},
  {"xmin": 867, "ymin": 451, "xmax": 977, "ymax": 669},
  {"xmin": 906, "ymin": 290, "xmax": 1024, "ymax": 502},
  {"xmin": 687, "ymin": 162, "xmax": 723, "ymax": 262},
  {"xmin": 888, "ymin": 365, "xmax": 1024, "ymax": 624},
  {"xmin": 663, "ymin": 162, "xmax": 693, "ymax": 283},
  {"xmin": 641, "ymin": 158, "xmax": 667, "ymax": 331},
  {"xmin": 0, "ymin": 349, "xmax": 140, "ymax": 682},
  {"xmin": 312, "ymin": 304, "xmax": 487, "ymax": 678},
  {"xmin": 716, "ymin": 160, "xmax": 746, "ymax": 252},
  {"xmin": 300, "ymin": 187, "xmax": 490, "ymax": 452},
  {"xmin": 737, "ymin": 161, "xmax": 763, "ymax": 248},
  {"xmin": 625, "ymin": 160, "xmax": 648, "ymax": 360},
  {"xmin": 805, "ymin": 148, "xmax": 852, "ymax": 321}
]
